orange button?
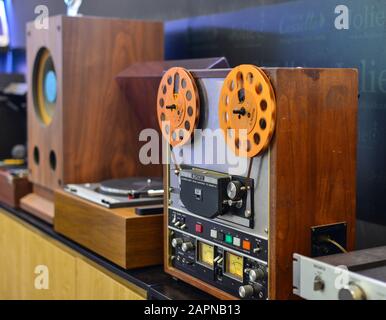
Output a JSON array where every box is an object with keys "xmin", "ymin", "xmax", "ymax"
[{"xmin": 242, "ymin": 240, "xmax": 251, "ymax": 250}]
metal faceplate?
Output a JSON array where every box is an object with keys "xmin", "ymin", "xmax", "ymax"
[
  {"xmin": 169, "ymin": 78, "xmax": 269, "ymax": 239},
  {"xmin": 293, "ymin": 254, "xmax": 386, "ymax": 300},
  {"xmin": 167, "ymin": 77, "xmax": 270, "ymax": 299}
]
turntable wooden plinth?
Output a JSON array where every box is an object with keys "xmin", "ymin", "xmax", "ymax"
[{"xmin": 54, "ymin": 189, "xmax": 163, "ymax": 269}]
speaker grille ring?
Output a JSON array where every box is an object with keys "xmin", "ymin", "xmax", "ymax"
[{"xmin": 32, "ymin": 47, "xmax": 57, "ymax": 126}]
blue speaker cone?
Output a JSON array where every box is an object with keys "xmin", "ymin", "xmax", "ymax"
[{"xmin": 44, "ymin": 70, "xmax": 57, "ymax": 104}]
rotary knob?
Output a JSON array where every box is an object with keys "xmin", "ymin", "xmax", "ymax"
[
  {"xmin": 248, "ymin": 268, "xmax": 265, "ymax": 282},
  {"xmin": 338, "ymin": 283, "xmax": 366, "ymax": 300},
  {"xmin": 239, "ymin": 285, "xmax": 254, "ymax": 298},
  {"xmin": 226, "ymin": 181, "xmax": 246, "ymax": 201},
  {"xmin": 171, "ymin": 238, "xmax": 183, "ymax": 248},
  {"xmin": 181, "ymin": 241, "xmax": 194, "ymax": 252}
]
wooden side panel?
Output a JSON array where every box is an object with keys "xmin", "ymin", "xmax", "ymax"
[
  {"xmin": 62, "ymin": 16, "xmax": 164, "ymax": 184},
  {"xmin": 75, "ymin": 258, "xmax": 145, "ymax": 300},
  {"xmin": 268, "ymin": 68, "xmax": 358, "ymax": 300},
  {"xmin": 54, "ymin": 189, "xmax": 163, "ymax": 269}
]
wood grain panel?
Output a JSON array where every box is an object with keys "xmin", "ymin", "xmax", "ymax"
[
  {"xmin": 267, "ymin": 68, "xmax": 357, "ymax": 300},
  {"xmin": 76, "ymin": 258, "xmax": 145, "ymax": 300},
  {"xmin": 0, "ymin": 210, "xmax": 76, "ymax": 299},
  {"xmin": 54, "ymin": 189, "xmax": 163, "ymax": 269},
  {"xmin": 0, "ymin": 208, "xmax": 24, "ymax": 299},
  {"xmin": 0, "ymin": 209, "xmax": 148, "ymax": 300},
  {"xmin": 21, "ymin": 228, "xmax": 76, "ymax": 299}
]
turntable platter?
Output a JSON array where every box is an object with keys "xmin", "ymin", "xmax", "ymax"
[{"xmin": 99, "ymin": 177, "xmax": 163, "ymax": 197}]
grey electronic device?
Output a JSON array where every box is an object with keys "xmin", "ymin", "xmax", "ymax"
[{"xmin": 293, "ymin": 246, "xmax": 386, "ymax": 300}]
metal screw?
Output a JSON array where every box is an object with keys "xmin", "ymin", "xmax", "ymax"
[
  {"xmin": 264, "ymin": 228, "xmax": 268, "ymax": 234},
  {"xmin": 245, "ymin": 210, "xmax": 251, "ymax": 218}
]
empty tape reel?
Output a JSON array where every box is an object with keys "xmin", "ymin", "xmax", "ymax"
[
  {"xmin": 218, "ymin": 65, "xmax": 276, "ymax": 157},
  {"xmin": 157, "ymin": 67, "xmax": 200, "ymax": 147},
  {"xmin": 32, "ymin": 47, "xmax": 57, "ymax": 126}
]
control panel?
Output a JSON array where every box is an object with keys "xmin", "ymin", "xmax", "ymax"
[{"xmin": 168, "ymin": 206, "xmax": 268, "ymax": 300}]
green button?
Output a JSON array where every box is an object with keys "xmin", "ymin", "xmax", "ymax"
[{"xmin": 225, "ymin": 234, "xmax": 233, "ymax": 244}]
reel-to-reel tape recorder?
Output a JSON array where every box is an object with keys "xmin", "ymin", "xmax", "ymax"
[{"xmin": 158, "ymin": 65, "xmax": 358, "ymax": 300}]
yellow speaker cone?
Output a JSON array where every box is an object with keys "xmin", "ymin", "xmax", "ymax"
[{"xmin": 32, "ymin": 48, "xmax": 57, "ymax": 126}]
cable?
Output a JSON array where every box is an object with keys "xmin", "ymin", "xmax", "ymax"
[{"xmin": 319, "ymin": 236, "xmax": 348, "ymax": 253}]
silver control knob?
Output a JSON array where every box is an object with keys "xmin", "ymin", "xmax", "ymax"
[
  {"xmin": 248, "ymin": 268, "xmax": 265, "ymax": 282},
  {"xmin": 239, "ymin": 285, "xmax": 254, "ymax": 298},
  {"xmin": 171, "ymin": 238, "xmax": 183, "ymax": 248},
  {"xmin": 226, "ymin": 181, "xmax": 246, "ymax": 201},
  {"xmin": 181, "ymin": 241, "xmax": 194, "ymax": 252},
  {"xmin": 338, "ymin": 283, "xmax": 366, "ymax": 300}
]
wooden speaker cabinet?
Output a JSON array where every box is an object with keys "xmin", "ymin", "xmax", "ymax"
[
  {"xmin": 159, "ymin": 66, "xmax": 358, "ymax": 300},
  {"xmin": 21, "ymin": 16, "xmax": 163, "ymax": 223}
]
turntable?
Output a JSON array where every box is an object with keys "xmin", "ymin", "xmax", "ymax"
[
  {"xmin": 55, "ymin": 176, "xmax": 164, "ymax": 269},
  {"xmin": 64, "ymin": 177, "xmax": 164, "ymax": 209}
]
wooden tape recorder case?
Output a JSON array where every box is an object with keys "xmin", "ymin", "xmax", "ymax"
[{"xmin": 158, "ymin": 65, "xmax": 358, "ymax": 300}]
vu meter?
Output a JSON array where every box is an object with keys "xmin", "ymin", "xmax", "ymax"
[
  {"xmin": 226, "ymin": 252, "xmax": 243, "ymax": 281},
  {"xmin": 198, "ymin": 242, "xmax": 214, "ymax": 267}
]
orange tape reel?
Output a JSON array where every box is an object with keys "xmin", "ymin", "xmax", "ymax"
[
  {"xmin": 157, "ymin": 67, "xmax": 200, "ymax": 147},
  {"xmin": 218, "ymin": 65, "xmax": 276, "ymax": 158}
]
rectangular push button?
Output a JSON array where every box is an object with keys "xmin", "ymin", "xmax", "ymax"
[
  {"xmin": 242, "ymin": 240, "xmax": 251, "ymax": 250},
  {"xmin": 195, "ymin": 224, "xmax": 203, "ymax": 233},
  {"xmin": 217, "ymin": 232, "xmax": 225, "ymax": 241},
  {"xmin": 210, "ymin": 229, "xmax": 217, "ymax": 239},
  {"xmin": 225, "ymin": 234, "xmax": 233, "ymax": 244},
  {"xmin": 233, "ymin": 237, "xmax": 241, "ymax": 247}
]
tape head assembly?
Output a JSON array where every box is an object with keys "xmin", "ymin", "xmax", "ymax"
[
  {"xmin": 157, "ymin": 67, "xmax": 200, "ymax": 147},
  {"xmin": 218, "ymin": 65, "xmax": 276, "ymax": 157}
]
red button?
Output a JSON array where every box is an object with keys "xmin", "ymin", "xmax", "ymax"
[
  {"xmin": 242, "ymin": 240, "xmax": 251, "ymax": 250},
  {"xmin": 195, "ymin": 224, "xmax": 203, "ymax": 233}
]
